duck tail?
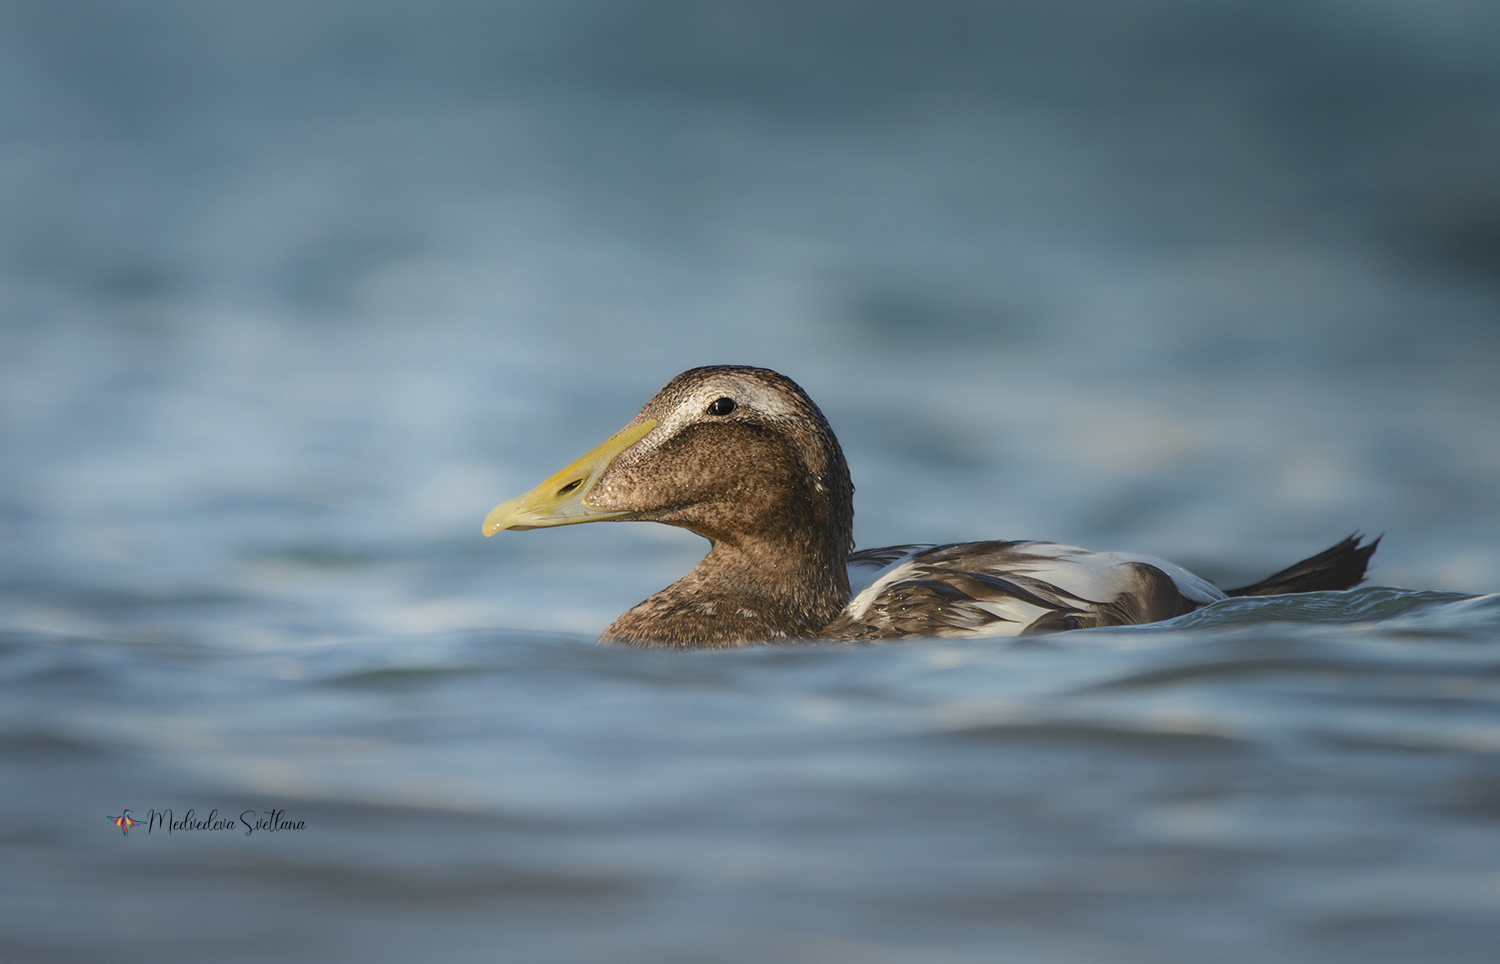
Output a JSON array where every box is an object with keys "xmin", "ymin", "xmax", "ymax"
[{"xmin": 1223, "ymin": 533, "xmax": 1381, "ymax": 597}]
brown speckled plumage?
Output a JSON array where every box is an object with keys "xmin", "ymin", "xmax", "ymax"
[
  {"xmin": 485, "ymin": 366, "xmax": 1379, "ymax": 648},
  {"xmin": 589, "ymin": 367, "xmax": 854, "ymax": 647}
]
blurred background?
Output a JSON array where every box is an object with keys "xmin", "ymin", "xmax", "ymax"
[
  {"xmin": 3, "ymin": 2, "xmax": 1500, "ymax": 962},
  {"xmin": 2, "ymin": 0, "xmax": 1499, "ymax": 634}
]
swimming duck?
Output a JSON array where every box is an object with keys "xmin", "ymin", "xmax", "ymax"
[{"xmin": 483, "ymin": 366, "xmax": 1378, "ymax": 648}]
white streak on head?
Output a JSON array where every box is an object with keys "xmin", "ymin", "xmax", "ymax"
[{"xmin": 633, "ymin": 372, "xmax": 808, "ymax": 457}]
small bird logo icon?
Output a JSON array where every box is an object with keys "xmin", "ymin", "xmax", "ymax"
[{"xmin": 109, "ymin": 810, "xmax": 140, "ymax": 836}]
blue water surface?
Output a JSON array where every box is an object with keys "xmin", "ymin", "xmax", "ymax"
[
  {"xmin": 3, "ymin": 2, "xmax": 1500, "ymax": 962},
  {"xmin": 4, "ymin": 589, "xmax": 1500, "ymax": 963}
]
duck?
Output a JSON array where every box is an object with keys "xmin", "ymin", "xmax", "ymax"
[{"xmin": 483, "ymin": 365, "xmax": 1379, "ymax": 649}]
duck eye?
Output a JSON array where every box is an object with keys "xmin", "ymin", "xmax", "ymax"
[{"xmin": 707, "ymin": 397, "xmax": 737, "ymax": 416}]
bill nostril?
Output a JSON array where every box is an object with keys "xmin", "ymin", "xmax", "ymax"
[{"xmin": 557, "ymin": 479, "xmax": 583, "ymax": 497}]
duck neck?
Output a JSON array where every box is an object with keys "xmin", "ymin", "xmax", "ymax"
[
  {"xmin": 603, "ymin": 530, "xmax": 851, "ymax": 648},
  {"xmin": 703, "ymin": 528, "xmax": 851, "ymax": 617}
]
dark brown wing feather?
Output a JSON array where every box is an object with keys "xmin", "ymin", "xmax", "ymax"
[{"xmin": 1223, "ymin": 534, "xmax": 1380, "ymax": 597}]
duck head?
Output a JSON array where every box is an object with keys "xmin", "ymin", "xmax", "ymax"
[{"xmin": 484, "ymin": 366, "xmax": 855, "ymax": 564}]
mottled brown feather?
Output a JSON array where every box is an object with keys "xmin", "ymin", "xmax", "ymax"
[{"xmin": 592, "ymin": 367, "xmax": 853, "ymax": 647}]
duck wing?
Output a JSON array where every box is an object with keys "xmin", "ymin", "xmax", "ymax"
[
  {"xmin": 848, "ymin": 544, "xmax": 932, "ymax": 596},
  {"xmin": 828, "ymin": 541, "xmax": 1225, "ymax": 640}
]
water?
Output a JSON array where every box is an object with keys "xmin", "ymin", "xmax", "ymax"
[
  {"xmin": 3, "ymin": 2, "xmax": 1500, "ymax": 961},
  {"xmin": 5, "ymin": 590, "xmax": 1500, "ymax": 962}
]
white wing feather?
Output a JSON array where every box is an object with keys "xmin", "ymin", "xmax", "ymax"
[{"xmin": 843, "ymin": 541, "xmax": 1224, "ymax": 634}]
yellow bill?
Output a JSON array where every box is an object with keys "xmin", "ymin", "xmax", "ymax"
[{"xmin": 483, "ymin": 418, "xmax": 658, "ymax": 535}]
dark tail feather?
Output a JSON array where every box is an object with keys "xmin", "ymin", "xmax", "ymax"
[{"xmin": 1224, "ymin": 534, "xmax": 1381, "ymax": 597}]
